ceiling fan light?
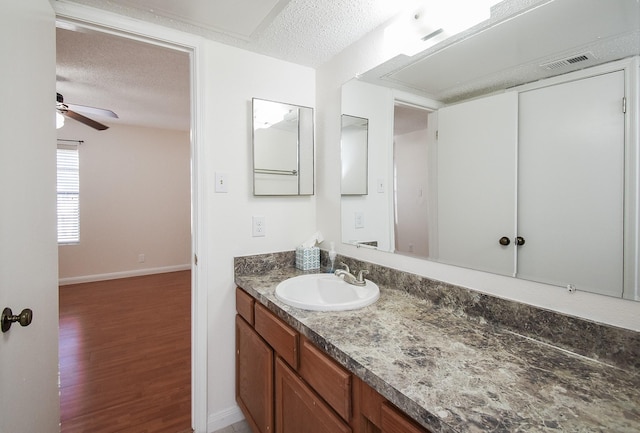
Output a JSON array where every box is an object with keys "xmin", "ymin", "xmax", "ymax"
[{"xmin": 56, "ymin": 111, "xmax": 65, "ymax": 129}]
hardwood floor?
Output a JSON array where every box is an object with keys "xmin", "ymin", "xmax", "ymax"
[{"xmin": 59, "ymin": 271, "xmax": 192, "ymax": 433}]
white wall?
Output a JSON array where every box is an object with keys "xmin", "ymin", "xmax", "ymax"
[
  {"xmin": 57, "ymin": 121, "xmax": 191, "ymax": 282},
  {"xmin": 340, "ymin": 80, "xmax": 393, "ymax": 251},
  {"xmin": 316, "ymin": 15, "xmax": 640, "ymax": 331},
  {"xmin": 201, "ymin": 41, "xmax": 316, "ymax": 429}
]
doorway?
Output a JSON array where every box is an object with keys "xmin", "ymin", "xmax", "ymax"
[
  {"xmin": 56, "ymin": 21, "xmax": 197, "ymax": 432},
  {"xmin": 392, "ymin": 102, "xmax": 434, "ymax": 257}
]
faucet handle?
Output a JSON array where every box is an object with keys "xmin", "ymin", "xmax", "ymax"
[
  {"xmin": 357, "ymin": 269, "xmax": 369, "ymax": 282},
  {"xmin": 339, "ymin": 262, "xmax": 350, "ymax": 273}
]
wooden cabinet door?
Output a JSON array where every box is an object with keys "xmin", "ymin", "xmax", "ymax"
[
  {"xmin": 381, "ymin": 403, "xmax": 430, "ymax": 433},
  {"xmin": 236, "ymin": 315, "xmax": 274, "ymax": 433},
  {"xmin": 275, "ymin": 357, "xmax": 351, "ymax": 433}
]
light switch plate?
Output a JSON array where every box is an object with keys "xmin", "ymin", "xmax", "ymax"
[{"xmin": 215, "ymin": 172, "xmax": 228, "ymax": 193}]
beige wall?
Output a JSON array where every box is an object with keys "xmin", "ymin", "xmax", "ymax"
[{"xmin": 57, "ymin": 121, "xmax": 191, "ymax": 282}]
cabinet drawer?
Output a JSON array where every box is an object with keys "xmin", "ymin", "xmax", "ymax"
[
  {"xmin": 381, "ymin": 402, "xmax": 431, "ymax": 433},
  {"xmin": 275, "ymin": 357, "xmax": 351, "ymax": 433},
  {"xmin": 236, "ymin": 287, "xmax": 255, "ymax": 325},
  {"xmin": 255, "ymin": 303, "xmax": 299, "ymax": 369},
  {"xmin": 299, "ymin": 338, "xmax": 351, "ymax": 421}
]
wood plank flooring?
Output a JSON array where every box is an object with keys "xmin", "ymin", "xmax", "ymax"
[{"xmin": 59, "ymin": 271, "xmax": 192, "ymax": 433}]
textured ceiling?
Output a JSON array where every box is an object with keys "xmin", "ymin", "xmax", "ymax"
[
  {"xmin": 56, "ymin": 0, "xmax": 416, "ymax": 67},
  {"xmin": 56, "ymin": 27, "xmax": 191, "ymax": 131},
  {"xmin": 368, "ymin": 0, "xmax": 640, "ymax": 104},
  {"xmin": 55, "ymin": 0, "xmax": 416, "ymax": 131},
  {"xmin": 55, "ymin": 0, "xmax": 640, "ymax": 132}
]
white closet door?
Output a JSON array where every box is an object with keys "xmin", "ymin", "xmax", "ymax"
[
  {"xmin": 436, "ymin": 92, "xmax": 518, "ymax": 275},
  {"xmin": 517, "ymin": 70, "xmax": 625, "ymax": 296}
]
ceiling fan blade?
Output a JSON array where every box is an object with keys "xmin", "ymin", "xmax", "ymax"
[
  {"xmin": 65, "ymin": 110, "xmax": 109, "ymax": 131},
  {"xmin": 66, "ymin": 103, "xmax": 119, "ymax": 119}
]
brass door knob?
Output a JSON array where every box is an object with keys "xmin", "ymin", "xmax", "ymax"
[{"xmin": 1, "ymin": 307, "xmax": 33, "ymax": 333}]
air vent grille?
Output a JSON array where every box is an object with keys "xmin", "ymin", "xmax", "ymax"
[{"xmin": 540, "ymin": 52, "xmax": 596, "ymax": 70}]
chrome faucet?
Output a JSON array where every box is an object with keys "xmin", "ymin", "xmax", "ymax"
[{"xmin": 334, "ymin": 263, "xmax": 369, "ymax": 286}]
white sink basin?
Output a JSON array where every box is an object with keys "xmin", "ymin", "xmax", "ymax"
[{"xmin": 275, "ymin": 273, "xmax": 380, "ymax": 311}]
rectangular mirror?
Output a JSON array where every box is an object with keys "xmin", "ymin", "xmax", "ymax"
[
  {"xmin": 340, "ymin": 114, "xmax": 368, "ymax": 195},
  {"xmin": 339, "ymin": 0, "xmax": 640, "ymax": 300},
  {"xmin": 252, "ymin": 98, "xmax": 314, "ymax": 195}
]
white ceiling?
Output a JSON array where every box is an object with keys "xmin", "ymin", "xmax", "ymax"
[
  {"xmin": 56, "ymin": 27, "xmax": 191, "ymax": 131},
  {"xmin": 55, "ymin": 0, "xmax": 416, "ymax": 131},
  {"xmin": 367, "ymin": 0, "xmax": 640, "ymax": 103},
  {"xmin": 55, "ymin": 0, "xmax": 640, "ymax": 132}
]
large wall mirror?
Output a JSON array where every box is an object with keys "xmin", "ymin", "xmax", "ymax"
[
  {"xmin": 253, "ymin": 98, "xmax": 314, "ymax": 195},
  {"xmin": 340, "ymin": 0, "xmax": 639, "ymax": 300}
]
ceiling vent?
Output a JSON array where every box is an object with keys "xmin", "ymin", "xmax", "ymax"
[{"xmin": 540, "ymin": 51, "xmax": 596, "ymax": 70}]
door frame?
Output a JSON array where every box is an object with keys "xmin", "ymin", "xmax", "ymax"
[{"xmin": 54, "ymin": 3, "xmax": 209, "ymax": 431}]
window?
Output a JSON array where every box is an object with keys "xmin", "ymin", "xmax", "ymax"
[{"xmin": 57, "ymin": 144, "xmax": 79, "ymax": 244}]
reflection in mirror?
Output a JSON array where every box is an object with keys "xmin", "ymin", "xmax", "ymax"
[
  {"xmin": 393, "ymin": 103, "xmax": 434, "ymax": 257},
  {"xmin": 339, "ymin": 0, "xmax": 639, "ymax": 300},
  {"xmin": 252, "ymin": 98, "xmax": 314, "ymax": 196},
  {"xmin": 341, "ymin": 115, "xmax": 369, "ymax": 196}
]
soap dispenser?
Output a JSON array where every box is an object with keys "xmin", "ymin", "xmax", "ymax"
[{"xmin": 328, "ymin": 242, "xmax": 337, "ymax": 273}]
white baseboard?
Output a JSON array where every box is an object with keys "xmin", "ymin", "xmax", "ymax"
[
  {"xmin": 58, "ymin": 264, "xmax": 191, "ymax": 286},
  {"xmin": 207, "ymin": 405, "xmax": 245, "ymax": 433}
]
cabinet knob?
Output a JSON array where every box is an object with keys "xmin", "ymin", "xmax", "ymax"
[
  {"xmin": 499, "ymin": 236, "xmax": 511, "ymax": 246},
  {"xmin": 516, "ymin": 236, "xmax": 526, "ymax": 246}
]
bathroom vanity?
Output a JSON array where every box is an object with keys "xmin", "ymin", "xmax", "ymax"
[
  {"xmin": 236, "ymin": 288, "xmax": 426, "ymax": 433},
  {"xmin": 234, "ymin": 252, "xmax": 640, "ymax": 433}
]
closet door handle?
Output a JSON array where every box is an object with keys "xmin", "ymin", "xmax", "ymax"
[
  {"xmin": 499, "ymin": 236, "xmax": 511, "ymax": 246},
  {"xmin": 516, "ymin": 236, "xmax": 526, "ymax": 246}
]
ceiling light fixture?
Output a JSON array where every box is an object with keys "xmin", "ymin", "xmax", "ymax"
[{"xmin": 384, "ymin": 0, "xmax": 500, "ymax": 57}]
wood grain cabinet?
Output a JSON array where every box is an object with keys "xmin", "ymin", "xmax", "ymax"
[
  {"xmin": 353, "ymin": 376, "xmax": 432, "ymax": 433},
  {"xmin": 236, "ymin": 287, "xmax": 431, "ymax": 433},
  {"xmin": 275, "ymin": 357, "xmax": 351, "ymax": 433},
  {"xmin": 236, "ymin": 315, "xmax": 274, "ymax": 433}
]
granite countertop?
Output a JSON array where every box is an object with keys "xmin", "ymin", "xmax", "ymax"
[{"xmin": 235, "ymin": 263, "xmax": 640, "ymax": 433}]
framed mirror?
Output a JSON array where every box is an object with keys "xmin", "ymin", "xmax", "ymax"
[
  {"xmin": 252, "ymin": 98, "xmax": 314, "ymax": 195},
  {"xmin": 339, "ymin": 0, "xmax": 640, "ymax": 300},
  {"xmin": 340, "ymin": 115, "xmax": 369, "ymax": 195}
]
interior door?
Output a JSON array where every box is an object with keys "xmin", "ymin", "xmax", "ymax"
[
  {"xmin": 0, "ymin": 1, "xmax": 60, "ymax": 431},
  {"xmin": 517, "ymin": 70, "xmax": 625, "ymax": 296},
  {"xmin": 436, "ymin": 92, "xmax": 518, "ymax": 275}
]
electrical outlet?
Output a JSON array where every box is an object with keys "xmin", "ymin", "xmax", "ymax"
[
  {"xmin": 252, "ymin": 216, "xmax": 266, "ymax": 237},
  {"xmin": 138, "ymin": 253, "xmax": 145, "ymax": 263},
  {"xmin": 354, "ymin": 211, "xmax": 364, "ymax": 229}
]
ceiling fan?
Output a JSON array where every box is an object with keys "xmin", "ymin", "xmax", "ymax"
[{"xmin": 56, "ymin": 92, "xmax": 118, "ymax": 131}]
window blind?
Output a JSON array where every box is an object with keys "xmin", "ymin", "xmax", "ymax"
[{"xmin": 57, "ymin": 144, "xmax": 79, "ymax": 244}]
